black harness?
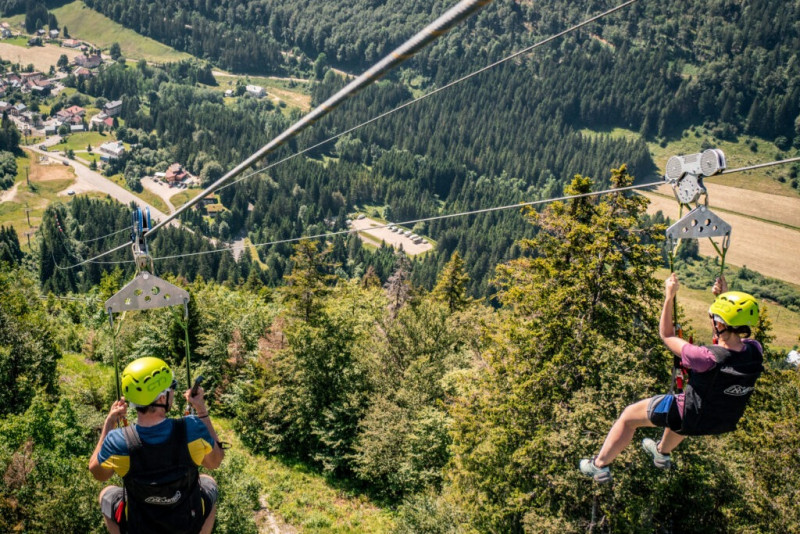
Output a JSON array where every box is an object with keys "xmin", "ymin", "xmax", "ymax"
[
  {"xmin": 676, "ymin": 343, "xmax": 764, "ymax": 436},
  {"xmin": 120, "ymin": 418, "xmax": 206, "ymax": 534}
]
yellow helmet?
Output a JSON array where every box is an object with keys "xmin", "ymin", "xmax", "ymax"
[
  {"xmin": 121, "ymin": 357, "xmax": 174, "ymax": 406},
  {"xmin": 709, "ymin": 291, "xmax": 759, "ymax": 327}
]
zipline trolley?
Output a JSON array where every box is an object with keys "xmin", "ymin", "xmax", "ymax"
[{"xmin": 104, "ymin": 208, "xmax": 194, "ymax": 410}]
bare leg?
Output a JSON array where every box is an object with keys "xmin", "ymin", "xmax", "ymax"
[
  {"xmin": 199, "ymin": 474, "xmax": 217, "ymax": 534},
  {"xmin": 200, "ymin": 504, "xmax": 217, "ymax": 534},
  {"xmin": 594, "ymin": 398, "xmax": 655, "ymax": 467},
  {"xmin": 98, "ymin": 487, "xmax": 122, "ymax": 534},
  {"xmin": 658, "ymin": 428, "xmax": 686, "ymax": 454}
]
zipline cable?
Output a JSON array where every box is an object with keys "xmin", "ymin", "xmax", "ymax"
[
  {"xmin": 216, "ymin": 0, "xmax": 643, "ymax": 194},
  {"xmin": 145, "ymin": 0, "xmax": 495, "ymax": 238},
  {"xmin": 150, "ymin": 180, "xmax": 665, "ymax": 262},
  {"xmin": 48, "ymin": 156, "xmax": 800, "ymax": 269},
  {"xmin": 108, "ymin": 155, "xmax": 800, "ymax": 263}
]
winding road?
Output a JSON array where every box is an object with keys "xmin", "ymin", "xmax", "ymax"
[{"xmin": 26, "ymin": 145, "xmax": 172, "ymax": 225}]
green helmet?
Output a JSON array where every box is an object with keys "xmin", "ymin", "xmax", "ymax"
[
  {"xmin": 121, "ymin": 357, "xmax": 174, "ymax": 406},
  {"xmin": 709, "ymin": 291, "xmax": 759, "ymax": 327}
]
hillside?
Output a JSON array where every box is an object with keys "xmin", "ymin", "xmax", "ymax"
[{"xmin": 2, "ymin": 177, "xmax": 799, "ymax": 532}]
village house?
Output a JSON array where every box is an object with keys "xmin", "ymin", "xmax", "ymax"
[
  {"xmin": 20, "ymin": 72, "xmax": 44, "ymax": 82},
  {"xmin": 74, "ymin": 54, "xmax": 103, "ymax": 69},
  {"xmin": 5, "ymin": 73, "xmax": 21, "ymax": 87},
  {"xmin": 73, "ymin": 67, "xmax": 93, "ymax": 78},
  {"xmin": 70, "ymin": 124, "xmax": 85, "ymax": 133},
  {"xmin": 56, "ymin": 105, "xmax": 85, "ymax": 126},
  {"xmin": 165, "ymin": 163, "xmax": 189, "ymax": 186},
  {"xmin": 21, "ymin": 111, "xmax": 40, "ymax": 125},
  {"xmin": 62, "ymin": 39, "xmax": 81, "ymax": 48},
  {"xmin": 0, "ymin": 101, "xmax": 10, "ymax": 114},
  {"xmin": 27, "ymin": 78, "xmax": 52, "ymax": 95},
  {"xmin": 0, "ymin": 28, "xmax": 12, "ymax": 39},
  {"xmin": 90, "ymin": 112, "xmax": 113, "ymax": 130},
  {"xmin": 49, "ymin": 29, "xmax": 59, "ymax": 39},
  {"xmin": 103, "ymin": 100, "xmax": 122, "ymax": 117},
  {"xmin": 64, "ymin": 105, "xmax": 85, "ymax": 117},
  {"xmin": 11, "ymin": 103, "xmax": 26, "ymax": 116}
]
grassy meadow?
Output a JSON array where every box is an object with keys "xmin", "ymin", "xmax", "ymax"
[{"xmin": 0, "ymin": 150, "xmax": 75, "ymax": 245}]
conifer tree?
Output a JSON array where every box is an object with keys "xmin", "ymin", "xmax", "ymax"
[
  {"xmin": 431, "ymin": 251, "xmax": 472, "ymax": 312},
  {"xmin": 447, "ymin": 167, "xmax": 671, "ymax": 531}
]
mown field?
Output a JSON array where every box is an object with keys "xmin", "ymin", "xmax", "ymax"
[
  {"xmin": 0, "ymin": 41, "xmax": 84, "ymax": 71},
  {"xmin": 5, "ymin": 1, "xmax": 192, "ymax": 63},
  {"xmin": 214, "ymin": 74, "xmax": 313, "ymax": 113}
]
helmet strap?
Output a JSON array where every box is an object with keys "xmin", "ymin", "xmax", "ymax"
[{"xmin": 148, "ymin": 390, "xmax": 172, "ymax": 413}]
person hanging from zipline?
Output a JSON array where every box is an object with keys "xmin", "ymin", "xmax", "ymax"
[
  {"xmin": 580, "ymin": 273, "xmax": 763, "ymax": 483},
  {"xmin": 89, "ymin": 357, "xmax": 225, "ymax": 533}
]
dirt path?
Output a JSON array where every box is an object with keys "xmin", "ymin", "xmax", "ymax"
[
  {"xmin": 351, "ymin": 217, "xmax": 433, "ymax": 256},
  {"xmin": 0, "ymin": 181, "xmax": 19, "ymax": 202}
]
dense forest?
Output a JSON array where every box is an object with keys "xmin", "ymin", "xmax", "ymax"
[
  {"xmin": 69, "ymin": 0, "xmax": 800, "ymax": 143},
  {"xmin": 3, "ymin": 171, "xmax": 799, "ymax": 532}
]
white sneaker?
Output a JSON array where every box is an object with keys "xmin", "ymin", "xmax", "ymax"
[
  {"xmin": 579, "ymin": 457, "xmax": 612, "ymax": 483},
  {"xmin": 642, "ymin": 438, "xmax": 672, "ymax": 469}
]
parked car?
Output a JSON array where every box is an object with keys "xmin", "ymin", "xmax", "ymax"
[{"xmin": 66, "ymin": 189, "xmax": 75, "ymax": 195}]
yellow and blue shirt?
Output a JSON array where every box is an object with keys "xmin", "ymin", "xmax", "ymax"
[{"xmin": 98, "ymin": 416, "xmax": 214, "ymax": 477}]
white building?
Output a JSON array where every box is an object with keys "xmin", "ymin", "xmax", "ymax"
[
  {"xmin": 99, "ymin": 140, "xmax": 125, "ymax": 158},
  {"xmin": 245, "ymin": 85, "xmax": 265, "ymax": 98}
]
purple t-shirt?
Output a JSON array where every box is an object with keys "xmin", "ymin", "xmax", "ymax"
[{"xmin": 675, "ymin": 338, "xmax": 763, "ymax": 415}]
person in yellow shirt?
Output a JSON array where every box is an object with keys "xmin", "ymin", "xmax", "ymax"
[{"xmin": 89, "ymin": 357, "xmax": 225, "ymax": 533}]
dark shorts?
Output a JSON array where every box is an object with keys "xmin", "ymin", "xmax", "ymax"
[
  {"xmin": 100, "ymin": 475, "xmax": 218, "ymax": 527},
  {"xmin": 647, "ymin": 394, "xmax": 682, "ymax": 430}
]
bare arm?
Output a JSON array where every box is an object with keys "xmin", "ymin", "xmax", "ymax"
[
  {"xmin": 185, "ymin": 387, "xmax": 225, "ymax": 470},
  {"xmin": 660, "ymin": 273, "xmax": 689, "ymax": 356},
  {"xmin": 89, "ymin": 398, "xmax": 127, "ymax": 481}
]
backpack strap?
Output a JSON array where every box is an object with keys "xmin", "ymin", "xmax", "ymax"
[{"xmin": 122, "ymin": 424, "xmax": 143, "ymax": 452}]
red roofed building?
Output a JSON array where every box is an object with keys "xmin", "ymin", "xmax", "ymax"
[
  {"xmin": 64, "ymin": 105, "xmax": 85, "ymax": 117},
  {"xmin": 165, "ymin": 163, "xmax": 189, "ymax": 185}
]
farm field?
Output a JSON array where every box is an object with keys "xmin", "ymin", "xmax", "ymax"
[
  {"xmin": 49, "ymin": 131, "xmax": 118, "ymax": 153},
  {"xmin": 170, "ymin": 189, "xmax": 203, "ymax": 209},
  {"xmin": 0, "ymin": 41, "xmax": 84, "ymax": 71},
  {"xmin": 582, "ymin": 126, "xmax": 800, "ymax": 198},
  {"xmin": 648, "ymin": 127, "xmax": 799, "ymax": 198},
  {"xmin": 642, "ymin": 190, "xmax": 800, "ymax": 285}
]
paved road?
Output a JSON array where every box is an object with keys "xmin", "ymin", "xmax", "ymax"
[{"xmin": 26, "ymin": 146, "xmax": 172, "ymax": 224}]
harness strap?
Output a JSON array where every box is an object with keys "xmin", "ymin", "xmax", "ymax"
[{"xmin": 122, "ymin": 424, "xmax": 143, "ymax": 452}]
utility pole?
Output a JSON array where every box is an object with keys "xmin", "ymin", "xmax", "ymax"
[
  {"xmin": 24, "ymin": 228, "xmax": 36, "ymax": 249},
  {"xmin": 24, "ymin": 206, "xmax": 33, "ymax": 226},
  {"xmin": 25, "ymin": 167, "xmax": 29, "ymax": 186}
]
